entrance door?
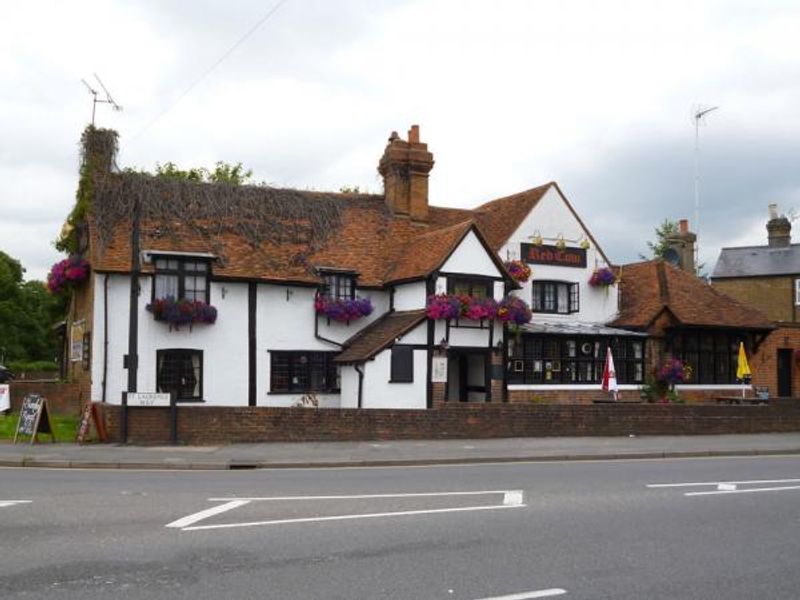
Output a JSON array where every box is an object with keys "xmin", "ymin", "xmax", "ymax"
[
  {"xmin": 777, "ymin": 349, "xmax": 793, "ymax": 397},
  {"xmin": 447, "ymin": 351, "xmax": 487, "ymax": 402}
]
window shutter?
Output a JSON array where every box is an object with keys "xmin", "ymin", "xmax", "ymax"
[{"xmin": 390, "ymin": 346, "xmax": 414, "ymax": 382}]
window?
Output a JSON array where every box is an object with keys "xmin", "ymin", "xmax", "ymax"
[
  {"xmin": 321, "ymin": 272, "xmax": 355, "ymax": 300},
  {"xmin": 668, "ymin": 330, "xmax": 745, "ymax": 384},
  {"xmin": 390, "ymin": 346, "xmax": 414, "ymax": 382},
  {"xmin": 531, "ymin": 281, "xmax": 579, "ymax": 314},
  {"xmin": 507, "ymin": 336, "xmax": 644, "ymax": 385},
  {"xmin": 154, "ymin": 257, "xmax": 209, "ymax": 302},
  {"xmin": 157, "ymin": 349, "xmax": 202, "ymax": 401},
  {"xmin": 447, "ymin": 277, "xmax": 492, "ymax": 298},
  {"xmin": 795, "ymin": 279, "xmax": 800, "ymax": 305},
  {"xmin": 270, "ymin": 351, "xmax": 340, "ymax": 393}
]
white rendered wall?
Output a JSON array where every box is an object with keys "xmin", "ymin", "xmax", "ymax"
[
  {"xmin": 441, "ymin": 230, "xmax": 502, "ymax": 277},
  {"xmin": 393, "ymin": 281, "xmax": 427, "ymax": 311},
  {"xmin": 360, "ymin": 347, "xmax": 427, "ymax": 409},
  {"xmin": 256, "ymin": 284, "xmax": 388, "ymax": 407},
  {"xmin": 434, "ymin": 319, "xmax": 500, "ymax": 349},
  {"xmin": 94, "ymin": 274, "xmax": 249, "ymax": 406},
  {"xmin": 500, "ymin": 185, "xmax": 619, "ymax": 324}
]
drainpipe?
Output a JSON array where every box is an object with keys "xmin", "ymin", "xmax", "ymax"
[
  {"xmin": 354, "ymin": 363, "xmax": 364, "ymax": 408},
  {"xmin": 314, "ymin": 312, "xmax": 343, "ymax": 348},
  {"xmin": 101, "ymin": 274, "xmax": 109, "ymax": 403}
]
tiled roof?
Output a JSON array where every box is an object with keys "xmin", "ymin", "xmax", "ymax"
[
  {"xmin": 610, "ymin": 260, "xmax": 774, "ymax": 331},
  {"xmin": 87, "ymin": 174, "xmax": 548, "ymax": 288},
  {"xmin": 712, "ymin": 244, "xmax": 800, "ymax": 278},
  {"xmin": 335, "ymin": 310, "xmax": 427, "ymax": 363}
]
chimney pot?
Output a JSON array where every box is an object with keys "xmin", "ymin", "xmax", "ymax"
[
  {"xmin": 679, "ymin": 219, "xmax": 688, "ymax": 233},
  {"xmin": 408, "ymin": 125, "xmax": 420, "ymax": 144},
  {"xmin": 768, "ymin": 203, "xmax": 779, "ymax": 220}
]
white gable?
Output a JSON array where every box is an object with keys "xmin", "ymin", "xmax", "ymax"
[
  {"xmin": 499, "ymin": 184, "xmax": 619, "ymax": 324},
  {"xmin": 441, "ymin": 229, "xmax": 501, "ymax": 277}
]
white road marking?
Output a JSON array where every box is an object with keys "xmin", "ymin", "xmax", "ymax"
[
  {"xmin": 165, "ymin": 499, "xmax": 251, "ymax": 529},
  {"xmin": 0, "ymin": 500, "xmax": 32, "ymax": 508},
  {"xmin": 182, "ymin": 503, "xmax": 524, "ymax": 531},
  {"xmin": 169, "ymin": 490, "xmax": 525, "ymax": 531},
  {"xmin": 685, "ymin": 484, "xmax": 800, "ymax": 497},
  {"xmin": 473, "ymin": 588, "xmax": 567, "ymax": 600},
  {"xmin": 647, "ymin": 478, "xmax": 800, "ymax": 488},
  {"xmin": 208, "ymin": 490, "xmax": 519, "ymax": 502},
  {"xmin": 717, "ymin": 483, "xmax": 737, "ymax": 491}
]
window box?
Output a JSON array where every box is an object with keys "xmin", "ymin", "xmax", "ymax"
[
  {"xmin": 314, "ymin": 296, "xmax": 373, "ymax": 323},
  {"xmin": 146, "ymin": 297, "xmax": 218, "ymax": 331}
]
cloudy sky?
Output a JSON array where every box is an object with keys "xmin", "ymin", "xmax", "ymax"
[{"xmin": 2, "ymin": 0, "xmax": 799, "ymax": 281}]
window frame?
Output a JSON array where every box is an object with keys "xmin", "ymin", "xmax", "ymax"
[
  {"xmin": 152, "ymin": 256, "xmax": 211, "ymax": 304},
  {"xmin": 156, "ymin": 348, "xmax": 204, "ymax": 402},
  {"xmin": 507, "ymin": 335, "xmax": 644, "ymax": 385},
  {"xmin": 795, "ymin": 278, "xmax": 800, "ymax": 306},
  {"xmin": 667, "ymin": 330, "xmax": 746, "ymax": 385},
  {"xmin": 446, "ymin": 276, "xmax": 493, "ymax": 298},
  {"xmin": 320, "ymin": 272, "xmax": 356, "ymax": 300},
  {"xmin": 390, "ymin": 345, "xmax": 414, "ymax": 383},
  {"xmin": 531, "ymin": 281, "xmax": 580, "ymax": 314},
  {"xmin": 269, "ymin": 351, "xmax": 341, "ymax": 394}
]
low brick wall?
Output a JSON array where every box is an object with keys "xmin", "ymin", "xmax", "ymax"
[
  {"xmin": 8, "ymin": 381, "xmax": 82, "ymax": 415},
  {"xmin": 103, "ymin": 402, "xmax": 800, "ymax": 445}
]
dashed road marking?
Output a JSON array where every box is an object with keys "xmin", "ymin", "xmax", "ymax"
[
  {"xmin": 647, "ymin": 478, "xmax": 800, "ymax": 497},
  {"xmin": 0, "ymin": 500, "xmax": 32, "ymax": 509}
]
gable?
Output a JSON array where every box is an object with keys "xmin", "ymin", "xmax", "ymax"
[{"xmin": 440, "ymin": 229, "xmax": 503, "ymax": 277}]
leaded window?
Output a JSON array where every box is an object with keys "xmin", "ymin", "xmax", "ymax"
[
  {"xmin": 153, "ymin": 257, "xmax": 209, "ymax": 302},
  {"xmin": 156, "ymin": 349, "xmax": 202, "ymax": 401},
  {"xmin": 270, "ymin": 351, "xmax": 340, "ymax": 393}
]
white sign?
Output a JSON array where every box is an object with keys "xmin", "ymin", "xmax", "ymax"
[
  {"xmin": 0, "ymin": 385, "xmax": 10, "ymax": 412},
  {"xmin": 126, "ymin": 392, "xmax": 171, "ymax": 407},
  {"xmin": 432, "ymin": 356, "xmax": 448, "ymax": 383}
]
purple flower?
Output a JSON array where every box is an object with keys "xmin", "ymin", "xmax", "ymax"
[
  {"xmin": 315, "ymin": 296, "xmax": 373, "ymax": 322},
  {"xmin": 146, "ymin": 297, "xmax": 218, "ymax": 330}
]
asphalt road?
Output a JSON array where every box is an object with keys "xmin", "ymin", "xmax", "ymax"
[{"xmin": 1, "ymin": 455, "xmax": 799, "ymax": 599}]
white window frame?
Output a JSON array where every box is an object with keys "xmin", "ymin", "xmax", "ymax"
[{"xmin": 795, "ymin": 278, "xmax": 800, "ymax": 305}]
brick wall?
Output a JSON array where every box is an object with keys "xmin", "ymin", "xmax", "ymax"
[
  {"xmin": 751, "ymin": 325, "xmax": 800, "ymax": 397},
  {"xmin": 103, "ymin": 402, "xmax": 800, "ymax": 445},
  {"xmin": 713, "ymin": 276, "xmax": 796, "ymax": 323},
  {"xmin": 9, "ymin": 381, "xmax": 82, "ymax": 415}
]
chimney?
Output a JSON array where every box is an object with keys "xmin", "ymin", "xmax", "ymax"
[
  {"xmin": 81, "ymin": 125, "xmax": 119, "ymax": 174},
  {"xmin": 666, "ymin": 219, "xmax": 697, "ymax": 273},
  {"xmin": 766, "ymin": 204, "xmax": 792, "ymax": 248},
  {"xmin": 378, "ymin": 124, "xmax": 434, "ymax": 221}
]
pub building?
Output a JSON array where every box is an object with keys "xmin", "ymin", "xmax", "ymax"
[{"xmin": 60, "ymin": 124, "xmax": 771, "ymax": 413}]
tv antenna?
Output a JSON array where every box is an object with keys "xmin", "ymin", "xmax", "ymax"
[
  {"xmin": 692, "ymin": 104, "xmax": 718, "ymax": 274},
  {"xmin": 81, "ymin": 73, "xmax": 122, "ymax": 126}
]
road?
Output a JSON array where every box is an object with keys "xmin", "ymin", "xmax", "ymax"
[{"xmin": 1, "ymin": 455, "xmax": 799, "ymax": 599}]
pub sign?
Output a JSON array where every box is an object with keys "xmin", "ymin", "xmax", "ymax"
[{"xmin": 520, "ymin": 243, "xmax": 586, "ymax": 268}]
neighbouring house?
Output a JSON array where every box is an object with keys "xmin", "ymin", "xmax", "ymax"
[
  {"xmin": 59, "ymin": 124, "xmax": 640, "ymax": 410},
  {"xmin": 711, "ymin": 205, "xmax": 800, "ymax": 397}
]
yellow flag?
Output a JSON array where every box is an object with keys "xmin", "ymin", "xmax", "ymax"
[{"xmin": 736, "ymin": 342, "xmax": 751, "ymax": 380}]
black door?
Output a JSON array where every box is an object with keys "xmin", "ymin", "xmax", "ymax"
[{"xmin": 777, "ymin": 349, "xmax": 793, "ymax": 397}]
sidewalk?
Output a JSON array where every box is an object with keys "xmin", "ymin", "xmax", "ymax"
[{"xmin": 1, "ymin": 433, "xmax": 800, "ymax": 470}]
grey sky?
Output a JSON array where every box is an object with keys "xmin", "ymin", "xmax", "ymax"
[{"xmin": 2, "ymin": 0, "xmax": 798, "ymax": 281}]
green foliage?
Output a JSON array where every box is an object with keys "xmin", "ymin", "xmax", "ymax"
[
  {"xmin": 644, "ymin": 219, "xmax": 679, "ymax": 259},
  {"xmin": 0, "ymin": 250, "xmax": 66, "ymax": 364},
  {"xmin": 153, "ymin": 161, "xmax": 253, "ymax": 185},
  {"xmin": 339, "ymin": 185, "xmax": 361, "ymax": 194},
  {"xmin": 7, "ymin": 360, "xmax": 59, "ymax": 373}
]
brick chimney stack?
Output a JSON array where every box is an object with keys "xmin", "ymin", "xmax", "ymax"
[
  {"xmin": 766, "ymin": 204, "xmax": 792, "ymax": 248},
  {"xmin": 667, "ymin": 218, "xmax": 697, "ymax": 273},
  {"xmin": 378, "ymin": 124, "xmax": 434, "ymax": 221}
]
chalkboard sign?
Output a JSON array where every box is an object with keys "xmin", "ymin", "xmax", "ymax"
[
  {"xmin": 13, "ymin": 395, "xmax": 55, "ymax": 445},
  {"xmin": 76, "ymin": 402, "xmax": 107, "ymax": 444}
]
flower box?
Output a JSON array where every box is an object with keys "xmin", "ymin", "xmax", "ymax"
[
  {"xmin": 315, "ymin": 296, "xmax": 373, "ymax": 323},
  {"xmin": 146, "ymin": 297, "xmax": 218, "ymax": 330},
  {"xmin": 426, "ymin": 294, "xmax": 532, "ymax": 326}
]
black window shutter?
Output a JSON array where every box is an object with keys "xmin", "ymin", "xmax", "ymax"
[{"xmin": 390, "ymin": 346, "xmax": 414, "ymax": 382}]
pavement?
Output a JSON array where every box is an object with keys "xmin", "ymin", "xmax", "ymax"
[{"xmin": 2, "ymin": 432, "xmax": 800, "ymax": 470}]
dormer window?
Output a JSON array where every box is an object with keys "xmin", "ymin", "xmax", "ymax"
[
  {"xmin": 154, "ymin": 257, "xmax": 210, "ymax": 302},
  {"xmin": 321, "ymin": 272, "xmax": 356, "ymax": 300}
]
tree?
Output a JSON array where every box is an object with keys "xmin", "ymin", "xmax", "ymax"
[
  {"xmin": 0, "ymin": 250, "xmax": 66, "ymax": 364},
  {"xmin": 643, "ymin": 219, "xmax": 679, "ymax": 259}
]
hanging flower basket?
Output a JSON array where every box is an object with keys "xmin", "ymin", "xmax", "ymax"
[
  {"xmin": 146, "ymin": 297, "xmax": 218, "ymax": 330},
  {"xmin": 47, "ymin": 256, "xmax": 90, "ymax": 294},
  {"xmin": 588, "ymin": 267, "xmax": 617, "ymax": 288},
  {"xmin": 315, "ymin": 296, "xmax": 373, "ymax": 323},
  {"xmin": 426, "ymin": 294, "xmax": 499, "ymax": 321},
  {"xmin": 497, "ymin": 295, "xmax": 533, "ymax": 325},
  {"xmin": 426, "ymin": 294, "xmax": 463, "ymax": 320},
  {"xmin": 504, "ymin": 259, "xmax": 532, "ymax": 283}
]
